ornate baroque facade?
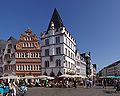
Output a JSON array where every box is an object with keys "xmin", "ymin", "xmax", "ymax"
[{"xmin": 16, "ymin": 29, "xmax": 41, "ymax": 77}]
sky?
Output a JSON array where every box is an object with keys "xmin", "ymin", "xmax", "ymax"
[{"xmin": 0, "ymin": 0, "xmax": 120, "ymax": 71}]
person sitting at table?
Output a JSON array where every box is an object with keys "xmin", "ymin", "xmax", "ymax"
[{"xmin": 0, "ymin": 80, "xmax": 4, "ymax": 96}]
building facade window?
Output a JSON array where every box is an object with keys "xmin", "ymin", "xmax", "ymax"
[
  {"xmin": 56, "ymin": 36, "xmax": 60, "ymax": 43},
  {"xmin": 68, "ymin": 62, "xmax": 70, "ymax": 68},
  {"xmin": 56, "ymin": 59, "xmax": 61, "ymax": 67},
  {"xmin": 66, "ymin": 38, "xmax": 67, "ymax": 44},
  {"xmin": 25, "ymin": 65, "xmax": 27, "ymax": 70},
  {"xmin": 44, "ymin": 61, "xmax": 49, "ymax": 67},
  {"xmin": 8, "ymin": 44, "xmax": 12, "ymax": 49},
  {"xmin": 34, "ymin": 65, "xmax": 36, "ymax": 70},
  {"xmin": 65, "ymin": 61, "xmax": 67, "ymax": 67},
  {"xmin": 22, "ymin": 65, "xmax": 24, "ymax": 70},
  {"xmin": 22, "ymin": 53, "xmax": 24, "ymax": 58},
  {"xmin": 45, "ymin": 39, "xmax": 49, "ymax": 46},
  {"xmin": 31, "ymin": 53, "xmax": 33, "ymax": 58},
  {"xmin": 56, "ymin": 47, "xmax": 61, "ymax": 55},
  {"xmin": 36, "ymin": 65, "xmax": 39, "ymax": 70},
  {"xmin": 36, "ymin": 53, "xmax": 38, "ymax": 58},
  {"xmin": 68, "ymin": 51, "xmax": 70, "ymax": 57},
  {"xmin": 25, "ymin": 52, "xmax": 28, "ymax": 58},
  {"xmin": 65, "ymin": 48, "xmax": 67, "ymax": 55},
  {"xmin": 39, "ymin": 65, "xmax": 41, "ymax": 70},
  {"xmin": 31, "ymin": 65, "xmax": 33, "ymax": 70},
  {"xmin": 28, "ymin": 65, "xmax": 31, "ymax": 70},
  {"xmin": 7, "ymin": 49, "xmax": 11, "ymax": 53},
  {"xmin": 45, "ymin": 49, "xmax": 49, "ymax": 56},
  {"xmin": 69, "ymin": 41, "xmax": 70, "ymax": 46}
]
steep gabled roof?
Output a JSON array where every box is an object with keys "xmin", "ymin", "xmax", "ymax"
[
  {"xmin": 47, "ymin": 8, "xmax": 64, "ymax": 31},
  {"xmin": 0, "ymin": 40, "xmax": 7, "ymax": 49},
  {"xmin": 7, "ymin": 36, "xmax": 17, "ymax": 47}
]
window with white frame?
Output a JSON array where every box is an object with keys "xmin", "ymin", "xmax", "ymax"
[
  {"xmin": 34, "ymin": 65, "xmax": 36, "ymax": 70},
  {"xmin": 25, "ymin": 65, "xmax": 27, "ymax": 70},
  {"xmin": 31, "ymin": 65, "xmax": 33, "ymax": 70},
  {"xmin": 23, "ymin": 65, "xmax": 24, "ymax": 70}
]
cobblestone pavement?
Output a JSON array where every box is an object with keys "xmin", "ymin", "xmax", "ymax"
[{"xmin": 26, "ymin": 86, "xmax": 120, "ymax": 96}]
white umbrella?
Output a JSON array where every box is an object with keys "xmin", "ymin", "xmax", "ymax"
[
  {"xmin": 20, "ymin": 76, "xmax": 34, "ymax": 79},
  {"xmin": 0, "ymin": 75, "xmax": 19, "ymax": 79},
  {"xmin": 34, "ymin": 75, "xmax": 54, "ymax": 80},
  {"xmin": 47, "ymin": 76, "xmax": 54, "ymax": 80},
  {"xmin": 72, "ymin": 75, "xmax": 82, "ymax": 78},
  {"xmin": 59, "ymin": 74, "xmax": 72, "ymax": 78}
]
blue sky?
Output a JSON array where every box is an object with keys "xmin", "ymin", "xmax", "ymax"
[{"xmin": 0, "ymin": 0, "xmax": 120, "ymax": 71}]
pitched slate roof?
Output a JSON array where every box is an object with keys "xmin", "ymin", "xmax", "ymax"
[
  {"xmin": 47, "ymin": 8, "xmax": 64, "ymax": 31},
  {"xmin": 7, "ymin": 36, "xmax": 17, "ymax": 46},
  {"xmin": 106, "ymin": 60, "xmax": 120, "ymax": 68},
  {"xmin": 0, "ymin": 40, "xmax": 7, "ymax": 49}
]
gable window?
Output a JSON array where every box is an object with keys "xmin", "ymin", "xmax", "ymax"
[
  {"xmin": 45, "ymin": 49, "xmax": 49, "ymax": 56},
  {"xmin": 56, "ymin": 36, "xmax": 60, "ymax": 43},
  {"xmin": 8, "ymin": 44, "xmax": 12, "ymax": 49},
  {"xmin": 7, "ymin": 49, "xmax": 11, "ymax": 53},
  {"xmin": 45, "ymin": 39, "xmax": 49, "ymax": 46},
  {"xmin": 56, "ymin": 47, "xmax": 61, "ymax": 55}
]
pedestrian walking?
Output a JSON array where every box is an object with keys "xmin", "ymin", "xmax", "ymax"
[
  {"xmin": 115, "ymin": 80, "xmax": 120, "ymax": 92},
  {"xmin": 4, "ymin": 80, "xmax": 9, "ymax": 96},
  {"xmin": 102, "ymin": 79, "xmax": 107, "ymax": 88},
  {"xmin": 73, "ymin": 79, "xmax": 77, "ymax": 88},
  {"xmin": 113, "ymin": 79, "xmax": 117, "ymax": 89},
  {"xmin": 86, "ymin": 79, "xmax": 89, "ymax": 88},
  {"xmin": 89, "ymin": 79, "xmax": 93, "ymax": 88}
]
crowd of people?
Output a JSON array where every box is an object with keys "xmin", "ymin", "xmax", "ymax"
[
  {"xmin": 100, "ymin": 78, "xmax": 120, "ymax": 92},
  {"xmin": 0, "ymin": 77, "xmax": 119, "ymax": 95},
  {"xmin": 0, "ymin": 79, "xmax": 27, "ymax": 96}
]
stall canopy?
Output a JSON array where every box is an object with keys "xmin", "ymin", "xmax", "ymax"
[{"xmin": 100, "ymin": 76, "xmax": 120, "ymax": 79}]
